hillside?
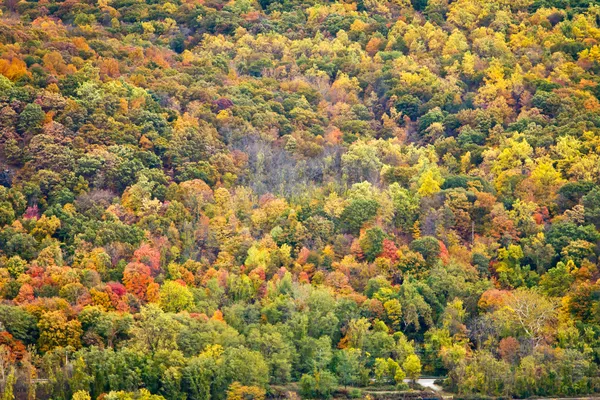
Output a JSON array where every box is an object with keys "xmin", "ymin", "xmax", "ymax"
[{"xmin": 1, "ymin": 0, "xmax": 600, "ymax": 399}]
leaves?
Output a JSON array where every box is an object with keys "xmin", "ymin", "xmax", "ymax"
[{"xmin": 0, "ymin": 0, "xmax": 599, "ymax": 398}]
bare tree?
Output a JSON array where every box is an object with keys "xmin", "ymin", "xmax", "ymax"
[{"xmin": 503, "ymin": 288, "xmax": 558, "ymax": 349}]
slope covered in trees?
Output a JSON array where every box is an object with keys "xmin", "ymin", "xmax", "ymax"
[{"xmin": 1, "ymin": 0, "xmax": 600, "ymax": 398}]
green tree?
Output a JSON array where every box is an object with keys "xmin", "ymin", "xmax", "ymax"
[
  {"xmin": 359, "ymin": 227, "xmax": 386, "ymax": 262},
  {"xmin": 582, "ymin": 187, "xmax": 600, "ymax": 228},
  {"xmin": 334, "ymin": 348, "xmax": 363, "ymax": 388},
  {"xmin": 130, "ymin": 305, "xmax": 182, "ymax": 354},
  {"xmin": 218, "ymin": 347, "xmax": 269, "ymax": 390},
  {"xmin": 71, "ymin": 357, "xmax": 93, "ymax": 394},
  {"xmin": 0, "ymin": 306, "xmax": 38, "ymax": 344},
  {"xmin": 17, "ymin": 103, "xmax": 45, "ymax": 135},
  {"xmin": 159, "ymin": 281, "xmax": 194, "ymax": 313},
  {"xmin": 340, "ymin": 199, "xmax": 379, "ymax": 235},
  {"xmin": 389, "ymin": 183, "xmax": 420, "ymax": 230},
  {"xmin": 402, "ymin": 354, "xmax": 421, "ymax": 383},
  {"xmin": 299, "ymin": 370, "xmax": 338, "ymax": 399},
  {"xmin": 409, "ymin": 236, "xmax": 440, "ymax": 267}
]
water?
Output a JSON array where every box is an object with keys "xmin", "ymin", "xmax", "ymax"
[{"xmin": 404, "ymin": 378, "xmax": 443, "ymax": 392}]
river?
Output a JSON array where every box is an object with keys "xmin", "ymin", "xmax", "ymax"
[{"xmin": 403, "ymin": 378, "xmax": 444, "ymax": 392}]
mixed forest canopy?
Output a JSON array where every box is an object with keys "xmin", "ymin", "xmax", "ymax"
[{"xmin": 1, "ymin": 0, "xmax": 600, "ymax": 398}]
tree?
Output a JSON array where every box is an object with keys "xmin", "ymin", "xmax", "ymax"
[
  {"xmin": 452, "ymin": 351, "xmax": 512, "ymax": 397},
  {"xmin": 167, "ymin": 122, "xmax": 219, "ymax": 167},
  {"xmin": 525, "ymin": 159, "xmax": 564, "ymax": 205},
  {"xmin": 417, "ymin": 169, "xmax": 444, "ymax": 197},
  {"xmin": 31, "ymin": 215, "xmax": 61, "ymax": 240},
  {"xmin": 522, "ymin": 233, "xmax": 555, "ymax": 273},
  {"xmin": 403, "ymin": 354, "xmax": 421, "ymax": 383},
  {"xmin": 334, "ymin": 348, "xmax": 362, "ymax": 388},
  {"xmin": 384, "ymin": 299, "xmax": 402, "ymax": 330},
  {"xmin": 219, "ymin": 347, "xmax": 269, "ymax": 389},
  {"xmin": 170, "ymin": 36, "xmax": 186, "ymax": 54},
  {"xmin": 17, "ymin": 104, "xmax": 45, "ymax": 135},
  {"xmin": 181, "ymin": 345, "xmax": 222, "ymax": 400},
  {"xmin": 342, "ymin": 142, "xmax": 382, "ymax": 183},
  {"xmin": 389, "ymin": 183, "xmax": 419, "ymax": 230},
  {"xmin": 340, "ymin": 199, "xmax": 379, "ymax": 235},
  {"xmin": 5, "ymin": 256, "xmax": 26, "ymax": 278},
  {"xmin": 546, "ymin": 222, "xmax": 600, "ymax": 255},
  {"xmin": 359, "ymin": 227, "xmax": 386, "ymax": 262},
  {"xmin": 1, "ymin": 367, "xmax": 16, "ymax": 400},
  {"xmin": 129, "ymin": 305, "xmax": 182, "ymax": 354},
  {"xmin": 343, "ymin": 318, "xmax": 371, "ymax": 349},
  {"xmin": 159, "ymin": 281, "xmax": 194, "ymax": 313},
  {"xmin": 71, "ymin": 357, "xmax": 93, "ymax": 394},
  {"xmin": 409, "ymin": 236, "xmax": 441, "ymax": 266},
  {"xmin": 123, "ymin": 262, "xmax": 158, "ymax": 303},
  {"xmin": 104, "ymin": 389, "xmax": 166, "ymax": 400},
  {"xmin": 0, "ymin": 58, "xmax": 28, "ymax": 81},
  {"xmin": 299, "ymin": 370, "xmax": 338, "ymax": 399},
  {"xmin": 374, "ymin": 358, "xmax": 390, "ymax": 384},
  {"xmin": 1, "ymin": 1, "xmax": 600, "ymax": 398},
  {"xmin": 499, "ymin": 289, "xmax": 558, "ymax": 348},
  {"xmin": 226, "ymin": 382, "xmax": 265, "ymax": 400},
  {"xmin": 539, "ymin": 261, "xmax": 576, "ymax": 297},
  {"xmin": 373, "ymin": 358, "xmax": 400, "ymax": 384},
  {"xmin": 72, "ymin": 391, "xmax": 92, "ymax": 400},
  {"xmin": 582, "ymin": 187, "xmax": 600, "ymax": 228},
  {"xmin": 0, "ymin": 346, "xmax": 13, "ymax": 390},
  {"xmin": 495, "ymin": 244, "xmax": 533, "ymax": 289},
  {"xmin": 557, "ymin": 181, "xmax": 596, "ymax": 212},
  {"xmin": 398, "ymin": 279, "xmax": 433, "ymax": 331},
  {"xmin": 246, "ymin": 325, "xmax": 294, "ymax": 384},
  {"xmin": 37, "ymin": 311, "xmax": 82, "ymax": 352},
  {"xmin": 297, "ymin": 336, "xmax": 334, "ymax": 374}
]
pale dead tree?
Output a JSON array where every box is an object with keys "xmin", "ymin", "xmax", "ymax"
[
  {"xmin": 502, "ymin": 288, "xmax": 558, "ymax": 349},
  {"xmin": 468, "ymin": 314, "xmax": 498, "ymax": 349},
  {"xmin": 3, "ymin": 0, "xmax": 19, "ymax": 13},
  {"xmin": 0, "ymin": 345, "xmax": 11, "ymax": 388},
  {"xmin": 20, "ymin": 349, "xmax": 38, "ymax": 400}
]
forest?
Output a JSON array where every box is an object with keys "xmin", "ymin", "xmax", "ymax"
[{"xmin": 1, "ymin": 0, "xmax": 600, "ymax": 398}]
